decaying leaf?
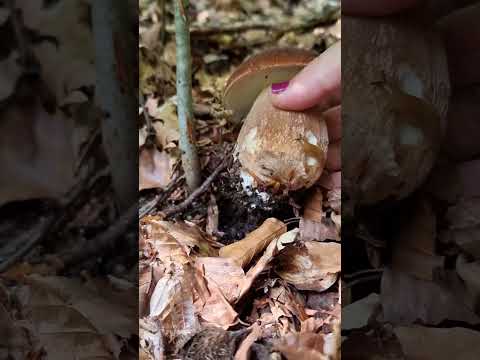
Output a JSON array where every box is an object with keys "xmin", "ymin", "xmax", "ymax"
[{"xmin": 275, "ymin": 242, "xmax": 340, "ymax": 292}]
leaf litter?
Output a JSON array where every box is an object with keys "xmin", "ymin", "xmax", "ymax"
[{"xmin": 1, "ymin": 1, "xmax": 138, "ymax": 359}]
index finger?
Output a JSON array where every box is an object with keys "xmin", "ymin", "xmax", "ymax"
[{"xmin": 270, "ymin": 42, "xmax": 341, "ymax": 112}]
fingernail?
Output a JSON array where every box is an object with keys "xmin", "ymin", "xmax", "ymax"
[{"xmin": 271, "ymin": 81, "xmax": 289, "ymax": 94}]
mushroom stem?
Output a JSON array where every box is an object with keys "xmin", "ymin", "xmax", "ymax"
[{"xmin": 174, "ymin": 0, "xmax": 201, "ymax": 191}]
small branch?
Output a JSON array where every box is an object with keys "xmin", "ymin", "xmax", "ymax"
[
  {"xmin": 174, "ymin": 0, "xmax": 201, "ymax": 191},
  {"xmin": 161, "ymin": 154, "xmax": 231, "ymax": 218},
  {"xmin": 165, "ymin": 17, "xmax": 338, "ymax": 36},
  {"xmin": 139, "ymin": 173, "xmax": 181, "ymax": 219},
  {"xmin": 0, "ymin": 215, "xmax": 55, "ymax": 272}
]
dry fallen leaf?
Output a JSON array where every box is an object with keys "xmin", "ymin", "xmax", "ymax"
[
  {"xmin": 274, "ymin": 332, "xmax": 336, "ymax": 360},
  {"xmin": 381, "ymin": 268, "xmax": 480, "ymax": 325},
  {"xmin": 194, "ymin": 257, "xmax": 245, "ymax": 303},
  {"xmin": 394, "ymin": 325, "xmax": 480, "ymax": 360},
  {"xmin": 304, "ymin": 187, "xmax": 323, "ymax": 222},
  {"xmin": 16, "ymin": 275, "xmax": 136, "ymax": 360},
  {"xmin": 219, "ymin": 218, "xmax": 286, "ymax": 268},
  {"xmin": 341, "ymin": 293, "xmax": 380, "ymax": 330},
  {"xmin": 237, "ymin": 229, "xmax": 299, "ymax": 302},
  {"xmin": 395, "ymin": 197, "xmax": 437, "ymax": 255},
  {"xmin": 0, "ymin": 100, "xmax": 76, "ymax": 205},
  {"xmin": 139, "ymin": 147, "xmax": 175, "ymax": 191},
  {"xmin": 446, "ymin": 197, "xmax": 480, "ymax": 230},
  {"xmin": 234, "ymin": 322, "xmax": 262, "ymax": 360},
  {"xmin": 275, "ymin": 242, "xmax": 340, "ymax": 292}
]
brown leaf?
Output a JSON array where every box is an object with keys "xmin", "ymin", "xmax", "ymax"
[
  {"xmin": 194, "ymin": 257, "xmax": 245, "ymax": 303},
  {"xmin": 17, "ymin": 275, "xmax": 137, "ymax": 359},
  {"xmin": 195, "ymin": 274, "xmax": 239, "ymax": 328},
  {"xmin": 234, "ymin": 322, "xmax": 262, "ymax": 360},
  {"xmin": 325, "ymin": 188, "xmax": 341, "ymax": 213},
  {"xmin": 318, "ymin": 171, "xmax": 341, "ymax": 190},
  {"xmin": 394, "ymin": 197, "xmax": 436, "ymax": 255},
  {"xmin": 446, "ymin": 197, "xmax": 480, "ymax": 229},
  {"xmin": 440, "ymin": 226, "xmax": 480, "ymax": 259},
  {"xmin": 391, "ymin": 246, "xmax": 445, "ymax": 281},
  {"xmin": 394, "ymin": 325, "xmax": 480, "ymax": 360},
  {"xmin": 206, "ymin": 194, "xmax": 219, "ymax": 236},
  {"xmin": 0, "ymin": 101, "xmax": 76, "ymax": 205},
  {"xmin": 275, "ymin": 242, "xmax": 340, "ymax": 291},
  {"xmin": 237, "ymin": 229, "xmax": 299, "ymax": 302},
  {"xmin": 139, "ymin": 147, "xmax": 174, "ymax": 191},
  {"xmin": 381, "ymin": 268, "xmax": 480, "ymax": 325},
  {"xmin": 150, "ymin": 219, "xmax": 219, "ymax": 257},
  {"xmin": 274, "ymin": 332, "xmax": 333, "ymax": 360},
  {"xmin": 300, "ymin": 218, "xmax": 340, "ymax": 242},
  {"xmin": 304, "ymin": 187, "xmax": 323, "ymax": 222},
  {"xmin": 219, "ymin": 218, "xmax": 286, "ymax": 268}
]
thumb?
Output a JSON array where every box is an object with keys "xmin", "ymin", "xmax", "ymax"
[{"xmin": 270, "ymin": 41, "xmax": 341, "ymax": 112}]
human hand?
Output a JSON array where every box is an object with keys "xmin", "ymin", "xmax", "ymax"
[{"xmin": 270, "ymin": 42, "xmax": 341, "ymax": 171}]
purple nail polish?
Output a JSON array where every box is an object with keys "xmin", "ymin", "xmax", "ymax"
[{"xmin": 271, "ymin": 81, "xmax": 289, "ymax": 94}]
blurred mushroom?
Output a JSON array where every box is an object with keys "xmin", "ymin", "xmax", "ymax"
[{"xmin": 343, "ymin": 15, "xmax": 450, "ymax": 205}]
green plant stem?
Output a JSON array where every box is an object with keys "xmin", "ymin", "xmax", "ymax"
[{"xmin": 174, "ymin": 0, "xmax": 201, "ymax": 191}]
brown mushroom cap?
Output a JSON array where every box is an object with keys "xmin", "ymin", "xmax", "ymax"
[
  {"xmin": 236, "ymin": 87, "xmax": 329, "ymax": 191},
  {"xmin": 224, "ymin": 48, "xmax": 317, "ymax": 123}
]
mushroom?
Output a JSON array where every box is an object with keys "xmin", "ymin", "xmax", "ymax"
[
  {"xmin": 224, "ymin": 48, "xmax": 329, "ymax": 192},
  {"xmin": 343, "ymin": 15, "xmax": 450, "ymax": 205}
]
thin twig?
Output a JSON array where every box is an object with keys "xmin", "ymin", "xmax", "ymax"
[
  {"xmin": 60, "ymin": 202, "xmax": 137, "ymax": 268},
  {"xmin": 139, "ymin": 173, "xmax": 182, "ymax": 219},
  {"xmin": 343, "ymin": 268, "xmax": 384, "ymax": 280},
  {"xmin": 161, "ymin": 154, "xmax": 232, "ymax": 218},
  {"xmin": 343, "ymin": 275, "xmax": 382, "ymax": 289}
]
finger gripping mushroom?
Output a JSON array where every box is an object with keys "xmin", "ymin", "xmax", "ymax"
[{"xmin": 224, "ymin": 48, "xmax": 329, "ymax": 192}]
